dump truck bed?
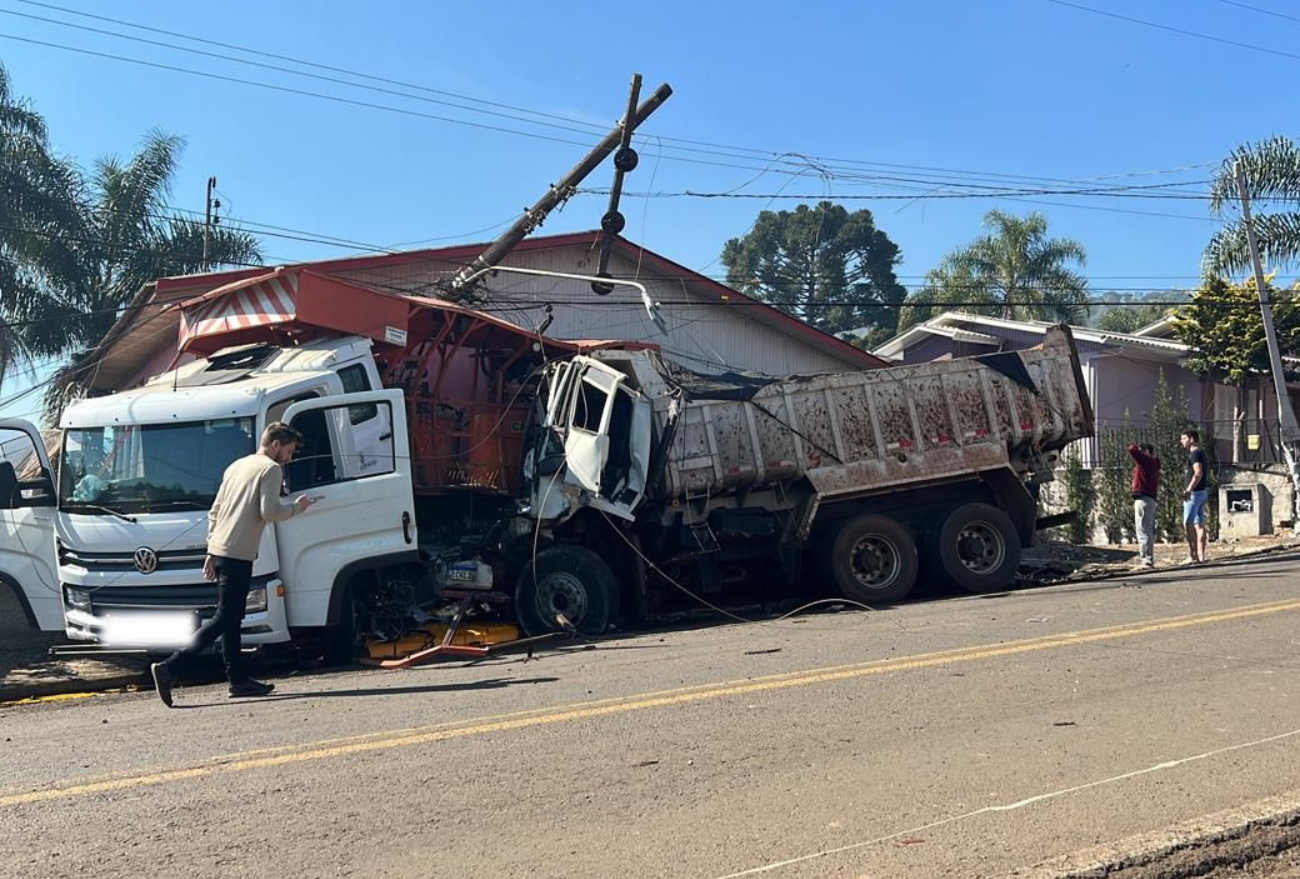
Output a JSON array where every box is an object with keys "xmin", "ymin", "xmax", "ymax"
[{"xmin": 618, "ymin": 326, "xmax": 1092, "ymax": 502}]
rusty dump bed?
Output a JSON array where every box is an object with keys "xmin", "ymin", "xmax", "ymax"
[{"xmin": 630, "ymin": 326, "xmax": 1093, "ymax": 502}]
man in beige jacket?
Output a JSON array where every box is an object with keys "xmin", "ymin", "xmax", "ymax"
[{"xmin": 151, "ymin": 423, "xmax": 315, "ymax": 706}]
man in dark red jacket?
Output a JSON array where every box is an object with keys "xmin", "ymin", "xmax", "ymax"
[{"xmin": 1129, "ymin": 442, "xmax": 1161, "ymax": 567}]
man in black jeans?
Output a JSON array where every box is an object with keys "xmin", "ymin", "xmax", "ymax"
[{"xmin": 151, "ymin": 423, "xmax": 316, "ymax": 706}]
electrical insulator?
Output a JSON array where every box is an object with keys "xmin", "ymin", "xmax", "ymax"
[
  {"xmin": 614, "ymin": 147, "xmax": 639, "ymax": 173},
  {"xmin": 601, "ymin": 210, "xmax": 626, "ymax": 235}
]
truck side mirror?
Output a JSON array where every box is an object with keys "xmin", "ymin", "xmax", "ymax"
[{"xmin": 22, "ymin": 476, "xmax": 57, "ymax": 508}]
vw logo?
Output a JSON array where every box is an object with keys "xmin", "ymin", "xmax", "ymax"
[{"xmin": 133, "ymin": 547, "xmax": 159, "ymax": 575}]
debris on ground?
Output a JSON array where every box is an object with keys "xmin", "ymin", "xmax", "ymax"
[
  {"xmin": 1018, "ymin": 542, "xmax": 1136, "ymax": 584},
  {"xmin": 1017, "ymin": 535, "xmax": 1300, "ymax": 586}
]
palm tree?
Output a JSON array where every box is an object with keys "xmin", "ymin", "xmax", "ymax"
[
  {"xmin": 0, "ymin": 63, "xmax": 85, "ymax": 384},
  {"xmin": 0, "ymin": 63, "xmax": 263, "ymax": 424},
  {"xmin": 896, "ymin": 264, "xmax": 1000, "ymax": 332},
  {"xmin": 38, "ymin": 131, "xmax": 263, "ymax": 423},
  {"xmin": 935, "ymin": 210, "xmax": 1089, "ymax": 323},
  {"xmin": 1206, "ymin": 136, "xmax": 1300, "ymax": 276}
]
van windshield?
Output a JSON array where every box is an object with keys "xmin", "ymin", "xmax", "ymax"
[{"xmin": 59, "ymin": 419, "xmax": 255, "ymax": 514}]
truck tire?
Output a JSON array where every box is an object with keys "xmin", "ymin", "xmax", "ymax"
[
  {"xmin": 824, "ymin": 514, "xmax": 918, "ymax": 604},
  {"xmin": 928, "ymin": 502, "xmax": 1021, "ymax": 594},
  {"xmin": 323, "ymin": 582, "xmax": 357, "ymax": 666},
  {"xmin": 516, "ymin": 545, "xmax": 618, "ymax": 637}
]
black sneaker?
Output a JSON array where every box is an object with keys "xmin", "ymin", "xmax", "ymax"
[
  {"xmin": 228, "ymin": 679, "xmax": 275, "ymax": 699},
  {"xmin": 150, "ymin": 662, "xmax": 174, "ymax": 708}
]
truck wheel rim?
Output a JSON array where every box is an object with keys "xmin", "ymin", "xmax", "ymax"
[
  {"xmin": 957, "ymin": 522, "xmax": 1005, "ymax": 575},
  {"xmin": 536, "ymin": 572, "xmax": 589, "ymax": 623},
  {"xmin": 851, "ymin": 536, "xmax": 900, "ymax": 590}
]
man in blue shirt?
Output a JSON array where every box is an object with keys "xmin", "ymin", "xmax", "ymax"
[{"xmin": 1180, "ymin": 429, "xmax": 1209, "ymax": 565}]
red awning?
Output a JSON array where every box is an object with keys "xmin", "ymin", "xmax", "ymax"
[
  {"xmin": 176, "ymin": 269, "xmax": 412, "ymax": 353},
  {"xmin": 178, "ymin": 269, "xmax": 299, "ymax": 346}
]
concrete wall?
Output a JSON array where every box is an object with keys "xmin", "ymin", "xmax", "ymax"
[{"xmin": 1220, "ymin": 464, "xmax": 1293, "ymax": 530}]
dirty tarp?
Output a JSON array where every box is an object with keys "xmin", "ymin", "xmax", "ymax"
[{"xmin": 651, "ymin": 355, "xmax": 781, "ymax": 402}]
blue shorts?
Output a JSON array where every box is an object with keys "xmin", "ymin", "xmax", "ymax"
[{"xmin": 1184, "ymin": 490, "xmax": 1208, "ymax": 526}]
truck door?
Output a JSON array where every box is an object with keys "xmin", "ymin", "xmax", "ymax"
[
  {"xmin": 334, "ymin": 363, "xmax": 394, "ymax": 478},
  {"xmin": 274, "ymin": 390, "xmax": 416, "ymax": 627},
  {"xmin": 560, "ymin": 362, "xmax": 652, "ymax": 519},
  {"xmin": 0, "ymin": 419, "xmax": 63, "ymax": 630}
]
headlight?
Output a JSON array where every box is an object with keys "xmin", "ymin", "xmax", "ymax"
[
  {"xmin": 244, "ymin": 588, "xmax": 267, "ymax": 613},
  {"xmin": 65, "ymin": 587, "xmax": 91, "ymax": 612}
]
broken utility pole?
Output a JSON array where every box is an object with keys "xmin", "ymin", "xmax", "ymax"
[
  {"xmin": 591, "ymin": 74, "xmax": 644, "ymax": 295},
  {"xmin": 447, "ymin": 76, "xmax": 672, "ymax": 301}
]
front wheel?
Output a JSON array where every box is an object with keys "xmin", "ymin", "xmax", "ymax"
[
  {"xmin": 322, "ymin": 582, "xmax": 357, "ymax": 666},
  {"xmin": 822, "ymin": 514, "xmax": 918, "ymax": 604},
  {"xmin": 515, "ymin": 545, "xmax": 619, "ymax": 637},
  {"xmin": 928, "ymin": 502, "xmax": 1021, "ymax": 594}
]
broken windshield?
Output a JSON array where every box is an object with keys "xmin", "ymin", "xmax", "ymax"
[{"xmin": 59, "ymin": 418, "xmax": 255, "ymax": 514}]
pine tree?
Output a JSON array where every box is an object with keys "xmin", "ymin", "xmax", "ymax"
[
  {"xmin": 1095, "ymin": 426, "xmax": 1131, "ymax": 543},
  {"xmin": 1061, "ymin": 445, "xmax": 1094, "ymax": 545},
  {"xmin": 1149, "ymin": 369, "xmax": 1186, "ymax": 543}
]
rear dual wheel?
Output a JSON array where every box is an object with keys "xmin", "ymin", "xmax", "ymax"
[
  {"xmin": 822, "ymin": 514, "xmax": 918, "ymax": 604},
  {"xmin": 926, "ymin": 502, "xmax": 1021, "ymax": 594}
]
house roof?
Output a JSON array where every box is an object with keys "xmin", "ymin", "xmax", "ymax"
[
  {"xmin": 89, "ymin": 231, "xmax": 882, "ymax": 391},
  {"xmin": 873, "ymin": 312, "xmax": 1190, "ymax": 361},
  {"xmin": 1132, "ymin": 315, "xmax": 1176, "ymax": 338}
]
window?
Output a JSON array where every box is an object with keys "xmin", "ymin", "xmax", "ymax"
[
  {"xmin": 337, "ymin": 364, "xmax": 378, "ymax": 425},
  {"xmin": 0, "ymin": 428, "xmax": 53, "ymax": 510},
  {"xmin": 571, "ymin": 379, "xmax": 610, "ymax": 434},
  {"xmin": 59, "ymin": 419, "xmax": 254, "ymax": 513},
  {"xmin": 287, "ymin": 400, "xmax": 396, "ymax": 491}
]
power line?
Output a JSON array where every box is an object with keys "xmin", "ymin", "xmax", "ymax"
[
  {"xmin": 0, "ymin": 216, "xmax": 1247, "ymax": 301},
  {"xmin": 16, "ymin": 0, "xmax": 1186, "ymax": 188},
  {"xmin": 1216, "ymin": 0, "xmax": 1300, "ymax": 26},
  {"xmin": 583, "ymin": 183, "xmax": 1214, "ymax": 201},
  {"xmin": 966, "ymin": 194, "xmax": 1220, "ymax": 224},
  {"xmin": 0, "ymin": 7, "xmax": 620, "ymax": 142},
  {"xmin": 0, "ymin": 32, "xmax": 608, "ymax": 152},
  {"xmin": 14, "ymin": 0, "xmax": 616, "ymax": 133},
  {"xmin": 1045, "ymin": 0, "xmax": 1300, "ymax": 62},
  {"xmin": 0, "ymin": 30, "xmax": 835, "ymax": 183},
  {"xmin": 12, "ymin": 0, "xmax": 1216, "ymax": 191},
  {"xmin": 5, "ymin": 2, "xmax": 1219, "ymax": 193}
]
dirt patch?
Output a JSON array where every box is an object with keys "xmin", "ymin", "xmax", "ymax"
[{"xmin": 1087, "ymin": 816, "xmax": 1300, "ymax": 879}]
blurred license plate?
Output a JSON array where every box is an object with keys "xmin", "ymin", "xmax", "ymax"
[{"xmin": 102, "ymin": 611, "xmax": 197, "ymax": 647}]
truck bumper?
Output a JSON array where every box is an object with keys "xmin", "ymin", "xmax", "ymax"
[{"xmin": 62, "ymin": 578, "xmax": 291, "ymax": 648}]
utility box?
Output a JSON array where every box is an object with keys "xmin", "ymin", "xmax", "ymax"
[{"xmin": 1220, "ymin": 483, "xmax": 1272, "ymax": 538}]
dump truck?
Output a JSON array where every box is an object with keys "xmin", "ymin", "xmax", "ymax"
[
  {"xmin": 507, "ymin": 325, "xmax": 1092, "ymax": 632},
  {"xmin": 0, "ymin": 263, "xmax": 1090, "ymax": 656}
]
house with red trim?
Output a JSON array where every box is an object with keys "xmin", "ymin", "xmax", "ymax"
[{"xmin": 86, "ymin": 230, "xmax": 884, "ymax": 396}]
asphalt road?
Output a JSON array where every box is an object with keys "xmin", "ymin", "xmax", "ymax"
[{"xmin": 5, "ymin": 554, "xmax": 1300, "ymax": 879}]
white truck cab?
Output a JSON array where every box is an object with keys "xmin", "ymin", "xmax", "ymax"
[
  {"xmin": 0, "ymin": 419, "xmax": 62, "ymax": 631},
  {"xmin": 4, "ymin": 336, "xmax": 417, "ymax": 658}
]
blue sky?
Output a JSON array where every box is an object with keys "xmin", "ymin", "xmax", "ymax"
[{"xmin": 1, "ymin": 0, "xmax": 1296, "ymax": 417}]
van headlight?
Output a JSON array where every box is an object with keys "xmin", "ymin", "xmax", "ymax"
[
  {"xmin": 244, "ymin": 588, "xmax": 267, "ymax": 613},
  {"xmin": 65, "ymin": 587, "xmax": 91, "ymax": 612}
]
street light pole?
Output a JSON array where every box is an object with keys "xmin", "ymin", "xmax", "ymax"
[
  {"xmin": 1234, "ymin": 161, "xmax": 1300, "ymax": 515},
  {"xmin": 203, "ymin": 175, "xmax": 217, "ymax": 271}
]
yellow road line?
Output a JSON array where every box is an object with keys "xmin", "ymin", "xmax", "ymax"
[
  {"xmin": 6, "ymin": 595, "xmax": 1300, "ymax": 808},
  {"xmin": 0, "ymin": 692, "xmax": 102, "ymax": 707}
]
